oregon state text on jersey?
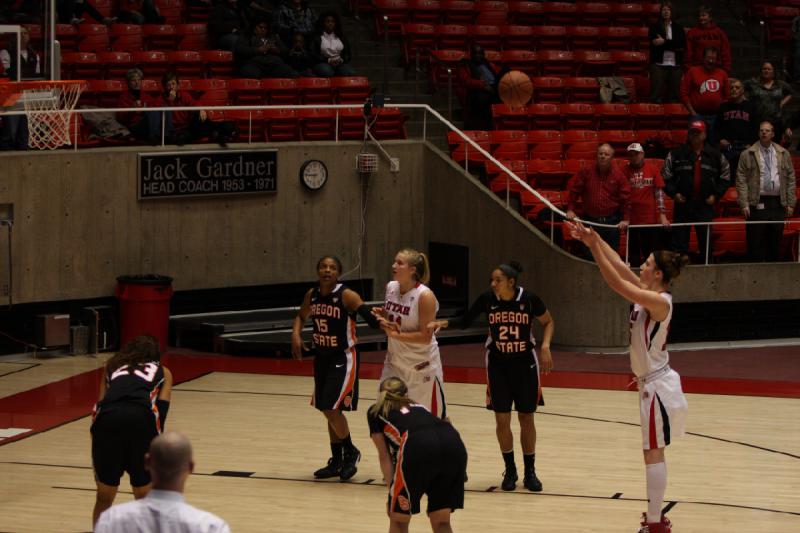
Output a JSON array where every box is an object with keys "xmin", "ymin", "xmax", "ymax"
[
  {"xmin": 310, "ymin": 283, "xmax": 356, "ymax": 352},
  {"xmin": 485, "ymin": 287, "xmax": 546, "ymax": 357}
]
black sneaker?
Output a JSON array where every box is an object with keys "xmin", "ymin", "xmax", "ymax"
[
  {"xmin": 501, "ymin": 468, "xmax": 518, "ymax": 491},
  {"xmin": 523, "ymin": 468, "xmax": 542, "ymax": 492},
  {"xmin": 339, "ymin": 447, "xmax": 361, "ymax": 481},
  {"xmin": 313, "ymin": 457, "xmax": 341, "ymax": 479}
]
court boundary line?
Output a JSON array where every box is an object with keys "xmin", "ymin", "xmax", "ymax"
[{"xmin": 0, "ymin": 362, "xmax": 39, "ymax": 379}]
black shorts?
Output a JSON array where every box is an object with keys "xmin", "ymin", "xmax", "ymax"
[
  {"xmin": 313, "ymin": 348, "xmax": 359, "ymax": 411},
  {"xmin": 389, "ymin": 426, "xmax": 468, "ymax": 515},
  {"xmin": 486, "ymin": 353, "xmax": 544, "ymax": 413},
  {"xmin": 91, "ymin": 403, "xmax": 159, "ymax": 487}
]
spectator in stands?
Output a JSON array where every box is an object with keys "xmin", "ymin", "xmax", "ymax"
[
  {"xmin": 736, "ymin": 121, "xmax": 797, "ymax": 262},
  {"xmin": 310, "ymin": 11, "xmax": 355, "ymax": 77},
  {"xmin": 159, "ymin": 73, "xmax": 235, "ymax": 147},
  {"xmin": 235, "ymin": 18, "xmax": 299, "ymax": 79},
  {"xmin": 209, "ymin": 0, "xmax": 248, "ymax": 51},
  {"xmin": 648, "ymin": 1, "xmax": 685, "ymax": 104},
  {"xmin": 57, "ymin": 0, "xmax": 115, "ymax": 25},
  {"xmin": 744, "ymin": 60, "xmax": 794, "ymax": 145},
  {"xmin": 272, "ymin": 0, "xmax": 317, "ymax": 47},
  {"xmin": 285, "ymin": 32, "xmax": 314, "ymax": 76},
  {"xmin": 623, "ymin": 143, "xmax": 670, "ymax": 265},
  {"xmin": 117, "ymin": 0, "xmax": 164, "ymax": 24},
  {"xmin": 662, "ymin": 120, "xmax": 731, "ymax": 264},
  {"xmin": 680, "ymin": 46, "xmax": 729, "ymax": 130},
  {"xmin": 713, "ymin": 78, "xmax": 758, "ymax": 173},
  {"xmin": 0, "ymin": 26, "xmax": 40, "ymax": 150},
  {"xmin": 94, "ymin": 432, "xmax": 231, "ymax": 533},
  {"xmin": 245, "ymin": 0, "xmax": 274, "ymax": 20},
  {"xmin": 565, "ymin": 143, "xmax": 632, "ymax": 256},
  {"xmin": 459, "ymin": 44, "xmax": 503, "ymax": 131},
  {"xmin": 117, "ymin": 68, "xmax": 174, "ymax": 145},
  {"xmin": 685, "ymin": 5, "xmax": 731, "ymax": 72}
]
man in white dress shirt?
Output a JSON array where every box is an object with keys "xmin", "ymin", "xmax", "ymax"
[{"xmin": 94, "ymin": 432, "xmax": 230, "ymax": 533}]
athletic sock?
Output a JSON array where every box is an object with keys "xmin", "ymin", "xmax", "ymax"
[
  {"xmin": 330, "ymin": 442, "xmax": 343, "ymax": 464},
  {"xmin": 646, "ymin": 462, "xmax": 667, "ymax": 523},
  {"xmin": 523, "ymin": 453, "xmax": 535, "ymax": 471},
  {"xmin": 502, "ymin": 450, "xmax": 515, "ymax": 471},
  {"xmin": 341, "ymin": 434, "xmax": 356, "ymax": 453}
]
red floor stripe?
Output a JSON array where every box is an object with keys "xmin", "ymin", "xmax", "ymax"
[{"xmin": 1, "ymin": 354, "xmax": 797, "ymax": 447}]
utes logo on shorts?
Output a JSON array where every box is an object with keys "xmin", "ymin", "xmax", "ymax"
[
  {"xmin": 343, "ymin": 395, "xmax": 352, "ymax": 407},
  {"xmin": 398, "ymin": 495, "xmax": 410, "ymax": 511},
  {"xmin": 700, "ymin": 79, "xmax": 721, "ymax": 94}
]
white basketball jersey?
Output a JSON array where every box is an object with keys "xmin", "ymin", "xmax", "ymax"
[
  {"xmin": 629, "ymin": 292, "xmax": 672, "ymax": 377},
  {"xmin": 383, "ymin": 281, "xmax": 441, "ymax": 373}
]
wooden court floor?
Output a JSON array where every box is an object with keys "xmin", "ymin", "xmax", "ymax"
[{"xmin": 0, "ymin": 358, "xmax": 798, "ymax": 532}]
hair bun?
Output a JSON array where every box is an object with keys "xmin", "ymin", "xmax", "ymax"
[{"xmin": 507, "ymin": 261, "xmax": 523, "ymax": 274}]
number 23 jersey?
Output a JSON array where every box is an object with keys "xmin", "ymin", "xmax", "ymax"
[{"xmin": 96, "ymin": 361, "xmax": 165, "ymax": 415}]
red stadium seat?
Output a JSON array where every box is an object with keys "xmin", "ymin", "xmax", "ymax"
[
  {"xmin": 93, "ymin": 0, "xmax": 113, "ymax": 17},
  {"xmin": 436, "ymin": 24, "xmax": 470, "ymax": 50},
  {"xmin": 663, "ymin": 103, "xmax": 689, "ymax": 129},
  {"xmin": 501, "ymin": 25, "xmax": 534, "ymax": 49},
  {"xmin": 228, "ymin": 109, "xmax": 266, "ymax": 142},
  {"xmin": 717, "ymin": 187, "xmax": 741, "ymax": 217},
  {"xmin": 296, "ymin": 77, "xmax": 332, "ymax": 104},
  {"xmin": 468, "ymin": 25, "xmax": 503, "ymax": 51},
  {"xmin": 441, "ymin": 0, "xmax": 476, "ymax": 24},
  {"xmin": 155, "ymin": 0, "xmax": 184, "ymax": 25},
  {"xmin": 500, "ymin": 49, "xmax": 538, "ymax": 77},
  {"xmin": 264, "ymin": 109, "xmax": 301, "ymax": 142},
  {"xmin": 564, "ymin": 76, "xmax": 600, "ymax": 102},
  {"xmin": 56, "ymin": 24, "xmax": 80, "ymax": 52},
  {"xmin": 561, "ymin": 103, "xmax": 595, "ymax": 129},
  {"xmin": 189, "ymin": 78, "xmax": 229, "ymax": 106},
  {"xmin": 132, "ymin": 50, "xmax": 169, "ymax": 78},
  {"xmin": 611, "ymin": 3, "xmax": 644, "ymax": 26},
  {"xmin": 373, "ymin": 0, "xmax": 410, "ymax": 37},
  {"xmin": 611, "ymin": 50, "xmax": 647, "ymax": 76},
  {"xmin": 542, "ymin": 2, "xmax": 579, "ymax": 25},
  {"xmin": 670, "ymin": 129, "xmax": 688, "ymax": 146},
  {"xmin": 331, "ymin": 76, "xmax": 371, "ymax": 104},
  {"xmin": 565, "ymin": 141, "xmax": 598, "ymax": 160},
  {"xmin": 643, "ymin": 3, "xmax": 661, "ymax": 26},
  {"xmin": 631, "ymin": 26, "xmax": 649, "ymax": 50},
  {"xmin": 200, "ymin": 50, "xmax": 235, "ymax": 78},
  {"xmin": 409, "ymin": 0, "xmax": 443, "ymax": 23},
  {"xmin": 429, "ymin": 49, "xmax": 466, "ymax": 89},
  {"xmin": 599, "ymin": 130, "xmax": 637, "ymax": 152},
  {"xmin": 490, "ymin": 129, "xmax": 528, "ymax": 148},
  {"xmin": 528, "ymin": 159, "xmax": 569, "ymax": 189},
  {"xmin": 109, "ymin": 24, "xmax": 143, "ymax": 52},
  {"xmin": 139, "ymin": 78, "xmax": 161, "ymax": 98},
  {"xmin": 492, "ymin": 104, "xmax": 529, "ymax": 129},
  {"xmin": 595, "ymin": 103, "xmax": 632, "ymax": 129},
  {"xmin": 142, "ymin": 24, "xmax": 180, "ymax": 50},
  {"xmin": 598, "ymin": 26, "xmax": 633, "ymax": 51},
  {"xmin": 528, "ymin": 102, "xmax": 561, "ymax": 129},
  {"xmin": 167, "ymin": 51, "xmax": 204, "ymax": 78},
  {"xmin": 298, "ymin": 108, "xmax": 337, "ymax": 141},
  {"xmin": 561, "ymin": 129, "xmax": 598, "ymax": 147},
  {"xmin": 487, "ymin": 159, "xmax": 528, "ymax": 195},
  {"xmin": 565, "ymin": 25, "xmax": 599, "ymax": 50},
  {"xmin": 83, "ymin": 79, "xmax": 126, "ymax": 107},
  {"xmin": 475, "ymin": 4, "xmax": 509, "ymax": 26},
  {"xmin": 98, "ymin": 51, "xmax": 134, "ymax": 80},
  {"xmin": 369, "ymin": 107, "xmax": 408, "ymax": 140},
  {"xmin": 763, "ymin": 7, "xmax": 800, "ymax": 41},
  {"xmin": 531, "ymin": 76, "xmax": 565, "ymax": 103},
  {"xmin": 402, "ymin": 23, "xmax": 437, "ymax": 66},
  {"xmin": 176, "ymin": 24, "xmax": 209, "ymax": 51},
  {"xmin": 631, "ymin": 103, "xmax": 667, "ymax": 130},
  {"xmin": 508, "ymin": 1, "xmax": 543, "ymax": 25},
  {"xmin": 529, "ymin": 141, "xmax": 562, "ymax": 159},
  {"xmin": 531, "ymin": 25, "xmax": 567, "ymax": 50},
  {"xmin": 577, "ymin": 2, "xmax": 612, "ymax": 26},
  {"xmin": 637, "ymin": 129, "xmax": 673, "ymax": 149},
  {"xmin": 186, "ymin": 2, "xmax": 211, "ymax": 22},
  {"xmin": 228, "ymin": 78, "xmax": 264, "ymax": 105},
  {"xmin": 62, "ymin": 52, "xmax": 100, "ymax": 80},
  {"xmin": 262, "ymin": 78, "xmax": 299, "ymax": 105},
  {"xmin": 538, "ymin": 50, "xmax": 575, "ymax": 76},
  {"xmin": 521, "ymin": 189, "xmax": 564, "ymax": 223},
  {"xmin": 493, "ymin": 140, "xmax": 528, "ymax": 161},
  {"xmin": 447, "ymin": 130, "xmax": 491, "ymax": 166},
  {"xmin": 711, "ymin": 217, "xmax": 748, "ymax": 261},
  {"xmin": 575, "ymin": 50, "xmax": 615, "ymax": 77},
  {"xmin": 78, "ymin": 24, "xmax": 109, "ymax": 52},
  {"xmin": 526, "ymin": 129, "xmax": 562, "ymax": 149}
]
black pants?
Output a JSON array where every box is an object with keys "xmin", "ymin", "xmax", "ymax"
[
  {"xmin": 649, "ymin": 64, "xmax": 682, "ymax": 104},
  {"xmin": 746, "ymin": 196, "xmax": 785, "ymax": 262},
  {"xmin": 464, "ymin": 89, "xmax": 496, "ymax": 131},
  {"xmin": 57, "ymin": 0, "xmax": 106, "ymax": 23},
  {"xmin": 584, "ymin": 213, "xmax": 622, "ymax": 258},
  {"xmin": 628, "ymin": 226, "xmax": 670, "ymax": 265},
  {"xmin": 672, "ymin": 201, "xmax": 714, "ymax": 263}
]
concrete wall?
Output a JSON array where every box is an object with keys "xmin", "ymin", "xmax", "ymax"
[{"xmin": 2, "ymin": 140, "xmax": 798, "ymax": 348}]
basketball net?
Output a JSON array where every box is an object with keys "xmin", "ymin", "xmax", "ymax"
[{"xmin": 22, "ymin": 81, "xmax": 85, "ymax": 150}]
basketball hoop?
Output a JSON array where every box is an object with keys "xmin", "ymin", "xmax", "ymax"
[
  {"xmin": 356, "ymin": 152, "xmax": 378, "ymax": 174},
  {"xmin": 0, "ymin": 80, "xmax": 86, "ymax": 150}
]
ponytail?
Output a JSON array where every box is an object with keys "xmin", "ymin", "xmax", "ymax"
[
  {"xmin": 369, "ymin": 377, "xmax": 413, "ymax": 418},
  {"xmin": 653, "ymin": 250, "xmax": 689, "ymax": 284},
  {"xmin": 398, "ymin": 248, "xmax": 430, "ymax": 285}
]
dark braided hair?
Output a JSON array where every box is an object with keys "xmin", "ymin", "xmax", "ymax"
[{"xmin": 106, "ymin": 335, "xmax": 161, "ymax": 374}]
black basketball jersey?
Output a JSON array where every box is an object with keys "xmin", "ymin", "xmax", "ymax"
[
  {"xmin": 368, "ymin": 404, "xmax": 449, "ymax": 457},
  {"xmin": 97, "ymin": 361, "xmax": 165, "ymax": 414},
  {"xmin": 310, "ymin": 283, "xmax": 356, "ymax": 354},
  {"xmin": 456, "ymin": 287, "xmax": 547, "ymax": 358}
]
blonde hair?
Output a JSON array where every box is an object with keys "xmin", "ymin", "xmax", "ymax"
[
  {"xmin": 398, "ymin": 248, "xmax": 430, "ymax": 284},
  {"xmin": 369, "ymin": 377, "xmax": 414, "ymax": 418}
]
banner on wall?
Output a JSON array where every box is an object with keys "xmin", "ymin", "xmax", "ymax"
[{"xmin": 138, "ymin": 150, "xmax": 278, "ymax": 200}]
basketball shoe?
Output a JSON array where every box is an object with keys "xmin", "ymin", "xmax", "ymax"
[
  {"xmin": 523, "ymin": 466, "xmax": 543, "ymax": 492},
  {"xmin": 313, "ymin": 457, "xmax": 341, "ymax": 479},
  {"xmin": 501, "ymin": 468, "xmax": 518, "ymax": 491},
  {"xmin": 638, "ymin": 512, "xmax": 672, "ymax": 533},
  {"xmin": 340, "ymin": 447, "xmax": 361, "ymax": 480}
]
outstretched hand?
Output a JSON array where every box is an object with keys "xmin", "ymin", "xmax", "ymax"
[
  {"xmin": 566, "ymin": 220, "xmax": 598, "ymax": 245},
  {"xmin": 426, "ymin": 320, "xmax": 447, "ymax": 334}
]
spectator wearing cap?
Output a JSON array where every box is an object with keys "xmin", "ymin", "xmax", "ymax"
[
  {"xmin": 736, "ymin": 121, "xmax": 797, "ymax": 262},
  {"xmin": 680, "ymin": 46, "xmax": 729, "ymax": 131},
  {"xmin": 622, "ymin": 143, "xmax": 671, "ymax": 265},
  {"xmin": 685, "ymin": 5, "xmax": 732, "ymax": 72},
  {"xmin": 712, "ymin": 78, "xmax": 758, "ymax": 174},
  {"xmin": 566, "ymin": 143, "xmax": 632, "ymax": 256},
  {"xmin": 662, "ymin": 120, "xmax": 731, "ymax": 263}
]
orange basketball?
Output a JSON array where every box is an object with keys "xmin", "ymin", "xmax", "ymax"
[{"xmin": 498, "ymin": 70, "xmax": 533, "ymax": 108}]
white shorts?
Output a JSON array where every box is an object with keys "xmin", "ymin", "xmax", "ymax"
[
  {"xmin": 639, "ymin": 368, "xmax": 688, "ymax": 450},
  {"xmin": 380, "ymin": 362, "xmax": 447, "ymax": 419}
]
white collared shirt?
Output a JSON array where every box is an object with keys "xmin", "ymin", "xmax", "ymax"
[
  {"xmin": 320, "ymin": 32, "xmax": 344, "ymax": 59},
  {"xmin": 94, "ymin": 489, "xmax": 230, "ymax": 533},
  {"xmin": 758, "ymin": 142, "xmax": 780, "ymax": 196},
  {"xmin": 658, "ymin": 23, "xmax": 676, "ymax": 67}
]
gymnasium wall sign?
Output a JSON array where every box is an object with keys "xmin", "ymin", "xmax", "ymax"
[{"xmin": 138, "ymin": 149, "xmax": 278, "ymax": 200}]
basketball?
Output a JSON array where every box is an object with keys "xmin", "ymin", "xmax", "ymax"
[{"xmin": 498, "ymin": 70, "xmax": 533, "ymax": 108}]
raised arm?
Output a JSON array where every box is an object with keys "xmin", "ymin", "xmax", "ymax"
[
  {"xmin": 588, "ymin": 226, "xmax": 642, "ymax": 284},
  {"xmin": 429, "ymin": 292, "xmax": 487, "ymax": 332},
  {"xmin": 342, "ymin": 288, "xmax": 382, "ymax": 329},
  {"xmin": 291, "ymin": 289, "xmax": 313, "ymax": 360}
]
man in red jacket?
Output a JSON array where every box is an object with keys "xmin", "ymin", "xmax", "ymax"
[
  {"xmin": 685, "ymin": 5, "xmax": 732, "ymax": 72},
  {"xmin": 680, "ymin": 47, "xmax": 729, "ymax": 131}
]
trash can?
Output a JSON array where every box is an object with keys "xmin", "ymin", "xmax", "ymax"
[{"xmin": 115, "ymin": 275, "xmax": 173, "ymax": 353}]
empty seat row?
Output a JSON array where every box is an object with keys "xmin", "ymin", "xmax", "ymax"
[
  {"xmin": 62, "ymin": 50, "xmax": 232, "ymax": 79},
  {"xmin": 491, "ymin": 103, "xmax": 688, "ymax": 131},
  {"xmin": 373, "ymin": 0, "xmax": 662, "ymax": 35},
  {"xmin": 56, "ymin": 23, "xmax": 209, "ymax": 53},
  {"xmin": 80, "ymin": 77, "xmax": 373, "ymax": 107}
]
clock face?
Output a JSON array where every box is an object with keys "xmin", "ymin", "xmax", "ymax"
[{"xmin": 301, "ymin": 160, "xmax": 328, "ymax": 190}]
